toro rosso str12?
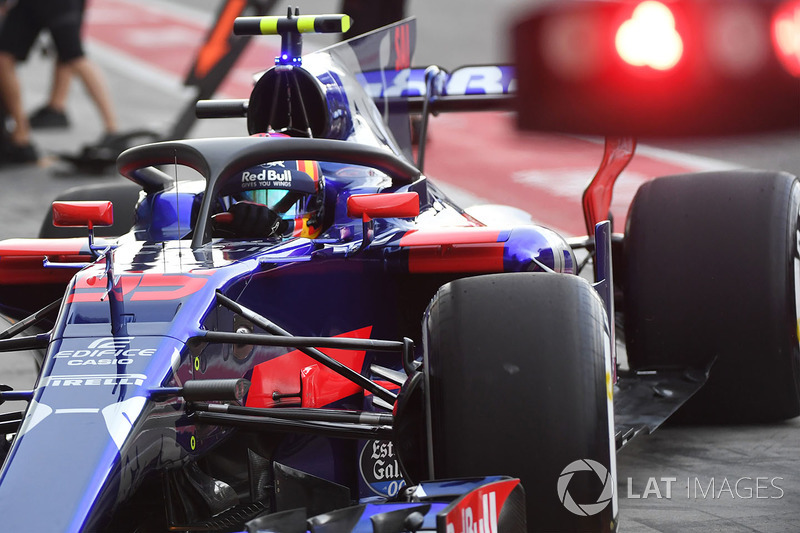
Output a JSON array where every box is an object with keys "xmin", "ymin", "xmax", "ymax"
[{"xmin": 0, "ymin": 8, "xmax": 799, "ymax": 533}]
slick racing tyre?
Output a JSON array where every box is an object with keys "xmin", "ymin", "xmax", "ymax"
[
  {"xmin": 425, "ymin": 273, "xmax": 617, "ymax": 533},
  {"xmin": 38, "ymin": 181, "xmax": 142, "ymax": 238},
  {"xmin": 624, "ymin": 170, "xmax": 800, "ymax": 423}
]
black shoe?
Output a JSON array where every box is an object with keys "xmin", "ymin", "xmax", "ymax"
[
  {"xmin": 29, "ymin": 106, "xmax": 69, "ymax": 129},
  {"xmin": 0, "ymin": 142, "xmax": 39, "ymax": 165}
]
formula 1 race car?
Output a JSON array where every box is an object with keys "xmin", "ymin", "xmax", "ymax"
[{"xmin": 0, "ymin": 7, "xmax": 798, "ymax": 533}]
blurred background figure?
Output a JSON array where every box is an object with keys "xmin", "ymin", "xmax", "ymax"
[
  {"xmin": 28, "ymin": 63, "xmax": 74, "ymax": 130},
  {"xmin": 0, "ymin": 0, "xmax": 118, "ymax": 165}
]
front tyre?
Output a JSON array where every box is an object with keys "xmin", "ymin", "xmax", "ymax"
[
  {"xmin": 625, "ymin": 170, "xmax": 800, "ymax": 422},
  {"xmin": 424, "ymin": 273, "xmax": 617, "ymax": 532}
]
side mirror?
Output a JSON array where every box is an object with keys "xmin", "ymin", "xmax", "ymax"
[
  {"xmin": 347, "ymin": 192, "xmax": 419, "ymax": 251},
  {"xmin": 52, "ymin": 201, "xmax": 114, "ymax": 229},
  {"xmin": 346, "ymin": 192, "xmax": 420, "ymax": 221}
]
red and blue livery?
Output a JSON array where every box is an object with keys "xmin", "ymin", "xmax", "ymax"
[{"xmin": 0, "ymin": 8, "xmax": 798, "ymax": 533}]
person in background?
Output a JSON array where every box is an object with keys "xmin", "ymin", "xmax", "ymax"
[
  {"xmin": 0, "ymin": 0, "xmax": 118, "ymax": 164},
  {"xmin": 27, "ymin": 62, "xmax": 73, "ymax": 129}
]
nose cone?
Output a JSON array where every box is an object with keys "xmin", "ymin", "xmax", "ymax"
[
  {"xmin": 0, "ymin": 393, "xmax": 148, "ymax": 532},
  {"xmin": 0, "ymin": 334, "xmax": 182, "ymax": 532}
]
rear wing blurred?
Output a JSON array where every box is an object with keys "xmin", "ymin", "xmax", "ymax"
[
  {"xmin": 366, "ymin": 65, "xmax": 516, "ymax": 169},
  {"xmin": 365, "ymin": 65, "xmax": 516, "ymax": 113},
  {"xmin": 195, "ymin": 64, "xmax": 516, "ymax": 119},
  {"xmin": 193, "ymin": 63, "xmax": 515, "ymax": 170}
]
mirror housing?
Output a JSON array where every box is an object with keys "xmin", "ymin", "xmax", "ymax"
[
  {"xmin": 346, "ymin": 192, "xmax": 420, "ymax": 221},
  {"xmin": 52, "ymin": 201, "xmax": 114, "ymax": 229},
  {"xmin": 347, "ymin": 192, "xmax": 420, "ymax": 252}
]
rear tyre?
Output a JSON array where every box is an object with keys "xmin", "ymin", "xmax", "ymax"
[
  {"xmin": 38, "ymin": 181, "xmax": 141, "ymax": 238},
  {"xmin": 425, "ymin": 273, "xmax": 616, "ymax": 532},
  {"xmin": 624, "ymin": 170, "xmax": 800, "ymax": 422}
]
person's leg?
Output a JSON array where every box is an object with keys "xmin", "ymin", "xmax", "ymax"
[
  {"xmin": 0, "ymin": 51, "xmax": 31, "ymax": 146},
  {"xmin": 48, "ymin": 62, "xmax": 72, "ymax": 111},
  {"xmin": 66, "ymin": 57, "xmax": 117, "ymax": 134},
  {"xmin": 29, "ymin": 62, "xmax": 72, "ymax": 128},
  {"xmin": 48, "ymin": 0, "xmax": 117, "ymax": 135},
  {"xmin": 0, "ymin": 1, "xmax": 41, "ymax": 148}
]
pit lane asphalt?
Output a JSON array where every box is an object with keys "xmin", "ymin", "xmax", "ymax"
[{"xmin": 0, "ymin": 2, "xmax": 799, "ymax": 532}]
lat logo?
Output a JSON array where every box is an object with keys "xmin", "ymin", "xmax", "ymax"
[{"xmin": 558, "ymin": 459, "xmax": 614, "ymax": 516}]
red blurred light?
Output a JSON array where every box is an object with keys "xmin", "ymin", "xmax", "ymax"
[
  {"xmin": 616, "ymin": 1, "xmax": 683, "ymax": 70},
  {"xmin": 772, "ymin": 0, "xmax": 800, "ymax": 76}
]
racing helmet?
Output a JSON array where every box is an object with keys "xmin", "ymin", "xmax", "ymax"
[{"xmin": 222, "ymin": 159, "xmax": 325, "ymax": 239}]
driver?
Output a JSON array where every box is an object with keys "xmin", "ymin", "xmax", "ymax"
[{"xmin": 215, "ymin": 159, "xmax": 325, "ymax": 239}]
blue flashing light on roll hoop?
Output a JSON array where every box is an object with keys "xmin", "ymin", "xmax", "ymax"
[{"xmin": 0, "ymin": 2, "xmax": 798, "ymax": 531}]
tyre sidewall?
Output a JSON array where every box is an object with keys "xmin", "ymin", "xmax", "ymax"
[
  {"xmin": 624, "ymin": 171, "xmax": 800, "ymax": 422},
  {"xmin": 425, "ymin": 273, "xmax": 617, "ymax": 532}
]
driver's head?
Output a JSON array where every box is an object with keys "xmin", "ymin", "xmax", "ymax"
[{"xmin": 227, "ymin": 159, "xmax": 325, "ymax": 238}]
